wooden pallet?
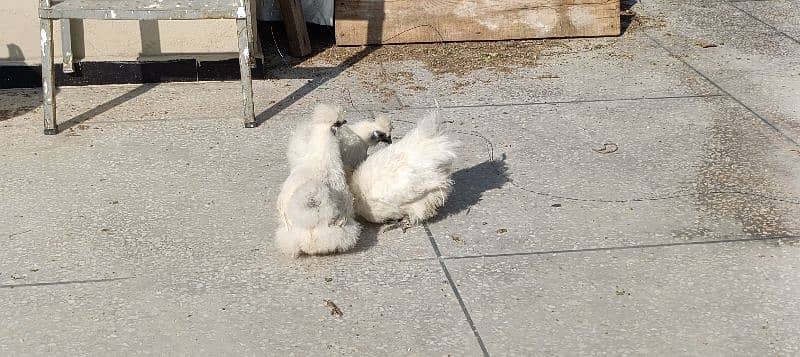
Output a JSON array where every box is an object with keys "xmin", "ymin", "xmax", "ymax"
[{"xmin": 335, "ymin": 0, "xmax": 620, "ymax": 45}]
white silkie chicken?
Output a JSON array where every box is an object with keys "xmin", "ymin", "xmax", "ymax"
[
  {"xmin": 275, "ymin": 104, "xmax": 362, "ymax": 256},
  {"xmin": 348, "ymin": 110, "xmax": 458, "ymax": 231},
  {"xmin": 337, "ymin": 114, "xmax": 393, "ymax": 176}
]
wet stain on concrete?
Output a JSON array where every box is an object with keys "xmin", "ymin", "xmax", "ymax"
[{"xmin": 693, "ymin": 98, "xmax": 792, "ymax": 238}]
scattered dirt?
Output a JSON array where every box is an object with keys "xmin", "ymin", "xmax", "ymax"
[
  {"xmin": 324, "ymin": 277, "xmax": 333, "ymax": 283},
  {"xmin": 319, "ymin": 39, "xmax": 577, "ymax": 99},
  {"xmin": 671, "ymin": 226, "xmax": 714, "ymax": 240},
  {"xmin": 266, "ymin": 18, "xmax": 651, "ymax": 102},
  {"xmin": 451, "ymin": 79, "xmax": 473, "ymax": 93},
  {"xmin": 323, "ymin": 299, "xmax": 343, "ymax": 317},
  {"xmin": 300, "ymin": 40, "xmax": 571, "ymax": 77},
  {"xmin": 450, "ymin": 234, "xmax": 462, "ymax": 243},
  {"xmin": 626, "ymin": 15, "xmax": 668, "ymax": 32},
  {"xmin": 392, "ymin": 71, "xmax": 415, "ymax": 83},
  {"xmin": 551, "ymin": 203, "xmax": 562, "ymax": 208},
  {"xmin": 496, "ymin": 228, "xmax": 508, "ymax": 234}
]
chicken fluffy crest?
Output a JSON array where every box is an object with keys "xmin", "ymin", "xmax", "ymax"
[
  {"xmin": 285, "ymin": 104, "xmax": 344, "ymax": 170},
  {"xmin": 337, "ymin": 114, "xmax": 393, "ymax": 177},
  {"xmin": 349, "ymin": 110, "xmax": 459, "ymax": 226},
  {"xmin": 275, "ymin": 104, "xmax": 361, "ymax": 257}
]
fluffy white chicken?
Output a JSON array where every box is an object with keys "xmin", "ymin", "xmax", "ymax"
[
  {"xmin": 337, "ymin": 114, "xmax": 393, "ymax": 176},
  {"xmin": 349, "ymin": 110, "xmax": 458, "ymax": 230},
  {"xmin": 286, "ymin": 105, "xmax": 345, "ymax": 170},
  {"xmin": 275, "ymin": 104, "xmax": 362, "ymax": 256}
]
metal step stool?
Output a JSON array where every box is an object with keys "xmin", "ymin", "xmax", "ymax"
[{"xmin": 38, "ymin": 0, "xmax": 262, "ymax": 134}]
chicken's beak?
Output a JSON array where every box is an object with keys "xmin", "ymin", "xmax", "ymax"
[{"xmin": 331, "ymin": 120, "xmax": 346, "ymax": 135}]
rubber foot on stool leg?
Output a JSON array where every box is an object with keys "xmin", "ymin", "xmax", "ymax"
[
  {"xmin": 44, "ymin": 128, "xmax": 58, "ymax": 135},
  {"xmin": 244, "ymin": 122, "xmax": 257, "ymax": 128}
]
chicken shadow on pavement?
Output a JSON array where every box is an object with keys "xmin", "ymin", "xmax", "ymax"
[
  {"xmin": 348, "ymin": 221, "xmax": 381, "ymax": 254},
  {"xmin": 430, "ymin": 154, "xmax": 510, "ymax": 223}
]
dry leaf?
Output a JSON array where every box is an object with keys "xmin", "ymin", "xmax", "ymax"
[
  {"xmin": 323, "ymin": 299, "xmax": 343, "ymax": 317},
  {"xmin": 593, "ymin": 143, "xmax": 619, "ymax": 154}
]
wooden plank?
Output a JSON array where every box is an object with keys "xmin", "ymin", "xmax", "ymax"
[
  {"xmin": 246, "ymin": 0, "xmax": 263, "ymax": 60},
  {"xmin": 277, "ymin": 0, "xmax": 311, "ymax": 57},
  {"xmin": 335, "ymin": 0, "xmax": 621, "ymax": 45}
]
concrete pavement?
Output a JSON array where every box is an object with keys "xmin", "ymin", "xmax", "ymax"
[{"xmin": 1, "ymin": 0, "xmax": 799, "ymax": 355}]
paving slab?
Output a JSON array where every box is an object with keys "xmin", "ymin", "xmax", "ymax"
[
  {"xmin": 444, "ymin": 240, "xmax": 800, "ymax": 356},
  {"xmin": 0, "ymin": 101, "xmax": 477, "ymax": 354},
  {"xmin": 384, "ymin": 31, "xmax": 720, "ymax": 109},
  {"xmin": 418, "ymin": 96, "xmax": 800, "ymax": 257},
  {"xmin": 0, "ymin": 114, "xmax": 437, "ymax": 273},
  {"xmin": 2, "ymin": 6, "xmax": 800, "ymax": 353},
  {"xmin": 1, "ymin": 258, "xmax": 481, "ymax": 355},
  {"xmin": 635, "ymin": 0, "xmax": 800, "ymax": 142},
  {"xmin": 731, "ymin": 0, "xmax": 800, "ymax": 42}
]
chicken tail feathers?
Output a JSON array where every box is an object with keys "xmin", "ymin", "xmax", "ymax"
[{"xmin": 416, "ymin": 110, "xmax": 444, "ymax": 139}]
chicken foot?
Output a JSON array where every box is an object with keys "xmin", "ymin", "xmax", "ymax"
[{"xmin": 382, "ymin": 216, "xmax": 413, "ymax": 233}]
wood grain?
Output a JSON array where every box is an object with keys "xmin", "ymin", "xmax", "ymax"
[
  {"xmin": 335, "ymin": 0, "xmax": 620, "ymax": 45},
  {"xmin": 277, "ymin": 0, "xmax": 312, "ymax": 56}
]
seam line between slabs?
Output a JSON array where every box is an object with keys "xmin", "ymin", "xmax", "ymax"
[
  {"xmin": 724, "ymin": 0, "xmax": 800, "ymax": 45},
  {"xmin": 423, "ymin": 224, "xmax": 490, "ymax": 357},
  {"xmin": 441, "ymin": 235, "xmax": 800, "ymax": 261},
  {"xmin": 643, "ymin": 30, "xmax": 800, "ymax": 147}
]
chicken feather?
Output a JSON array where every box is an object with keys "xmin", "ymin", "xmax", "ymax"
[{"xmin": 349, "ymin": 110, "xmax": 458, "ymax": 225}]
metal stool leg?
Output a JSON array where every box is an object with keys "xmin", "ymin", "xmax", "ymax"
[
  {"xmin": 238, "ymin": 18, "xmax": 256, "ymax": 128},
  {"xmin": 41, "ymin": 18, "xmax": 58, "ymax": 135},
  {"xmin": 61, "ymin": 19, "xmax": 75, "ymax": 74}
]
